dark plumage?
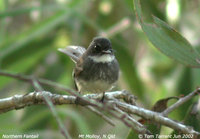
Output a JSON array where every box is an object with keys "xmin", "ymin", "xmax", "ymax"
[{"xmin": 58, "ymin": 37, "xmax": 119, "ymax": 94}]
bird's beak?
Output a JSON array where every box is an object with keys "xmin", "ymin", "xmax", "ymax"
[{"xmin": 102, "ymin": 49, "xmax": 112, "ymax": 54}]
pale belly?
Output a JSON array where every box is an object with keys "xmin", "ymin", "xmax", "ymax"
[{"xmin": 76, "ymin": 79, "xmax": 115, "ymax": 94}]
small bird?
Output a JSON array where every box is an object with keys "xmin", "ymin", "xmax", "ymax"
[{"xmin": 58, "ymin": 37, "xmax": 119, "ymax": 101}]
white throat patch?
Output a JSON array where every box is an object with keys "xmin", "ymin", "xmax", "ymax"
[{"xmin": 89, "ymin": 54, "xmax": 115, "ymax": 63}]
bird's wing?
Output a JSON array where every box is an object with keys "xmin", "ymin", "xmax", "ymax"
[{"xmin": 58, "ymin": 46, "xmax": 86, "ymax": 63}]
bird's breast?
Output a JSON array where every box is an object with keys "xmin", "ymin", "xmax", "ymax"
[{"xmin": 77, "ymin": 57, "xmax": 119, "ymax": 83}]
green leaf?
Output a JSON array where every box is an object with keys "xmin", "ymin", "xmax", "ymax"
[{"xmin": 134, "ymin": 0, "xmax": 200, "ymax": 68}]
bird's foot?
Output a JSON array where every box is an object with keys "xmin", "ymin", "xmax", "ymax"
[{"xmin": 100, "ymin": 92, "xmax": 105, "ymax": 103}]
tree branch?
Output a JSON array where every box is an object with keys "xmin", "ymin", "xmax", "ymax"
[
  {"xmin": 114, "ymin": 101, "xmax": 200, "ymax": 136},
  {"xmin": 113, "ymin": 106, "xmax": 151, "ymax": 135},
  {"xmin": 0, "ymin": 90, "xmax": 134, "ymax": 114},
  {"xmin": 0, "ymin": 90, "xmax": 150, "ymax": 135},
  {"xmin": 162, "ymin": 88, "xmax": 200, "ymax": 116},
  {"xmin": 0, "ymin": 70, "xmax": 200, "ymax": 136},
  {"xmin": 0, "ymin": 91, "xmax": 199, "ymax": 136}
]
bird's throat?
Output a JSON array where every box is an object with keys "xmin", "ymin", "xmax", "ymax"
[{"xmin": 88, "ymin": 54, "xmax": 114, "ymax": 63}]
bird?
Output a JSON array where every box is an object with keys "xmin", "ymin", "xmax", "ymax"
[{"xmin": 58, "ymin": 37, "xmax": 119, "ymax": 102}]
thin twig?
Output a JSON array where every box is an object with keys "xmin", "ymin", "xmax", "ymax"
[
  {"xmin": 115, "ymin": 101, "xmax": 200, "ymax": 135},
  {"xmin": 113, "ymin": 106, "xmax": 151, "ymax": 135},
  {"xmin": 162, "ymin": 88, "xmax": 200, "ymax": 116},
  {"xmin": 32, "ymin": 80, "xmax": 72, "ymax": 139}
]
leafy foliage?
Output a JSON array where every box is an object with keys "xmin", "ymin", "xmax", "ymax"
[{"xmin": 134, "ymin": 0, "xmax": 200, "ymax": 68}]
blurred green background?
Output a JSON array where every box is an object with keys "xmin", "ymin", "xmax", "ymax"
[{"xmin": 0, "ymin": 0, "xmax": 200, "ymax": 138}]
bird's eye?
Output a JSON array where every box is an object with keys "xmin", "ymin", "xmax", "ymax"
[{"xmin": 94, "ymin": 44, "xmax": 101, "ymax": 51}]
